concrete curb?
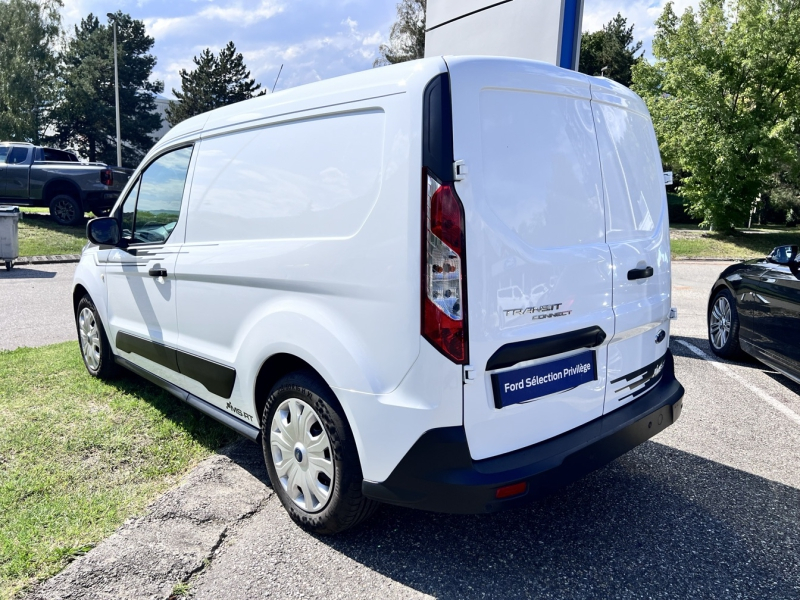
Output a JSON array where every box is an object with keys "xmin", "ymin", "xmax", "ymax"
[
  {"xmin": 13, "ymin": 254, "xmax": 81, "ymax": 266},
  {"xmin": 672, "ymin": 257, "xmax": 741, "ymax": 262}
]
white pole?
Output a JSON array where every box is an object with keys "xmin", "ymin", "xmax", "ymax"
[{"xmin": 112, "ymin": 20, "xmax": 122, "ymax": 167}]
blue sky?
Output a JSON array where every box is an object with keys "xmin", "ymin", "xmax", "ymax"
[{"xmin": 59, "ymin": 0, "xmax": 699, "ymax": 98}]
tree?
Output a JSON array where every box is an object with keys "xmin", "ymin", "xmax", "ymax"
[
  {"xmin": 632, "ymin": 0, "xmax": 800, "ymax": 230},
  {"xmin": 0, "ymin": 0, "xmax": 62, "ymax": 143},
  {"xmin": 48, "ymin": 12, "xmax": 163, "ymax": 165},
  {"xmin": 374, "ymin": 0, "xmax": 426, "ymax": 67},
  {"xmin": 166, "ymin": 42, "xmax": 264, "ymax": 126},
  {"xmin": 579, "ymin": 13, "xmax": 643, "ymax": 87}
]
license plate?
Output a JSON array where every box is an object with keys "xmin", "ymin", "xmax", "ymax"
[{"xmin": 491, "ymin": 350, "xmax": 597, "ymax": 409}]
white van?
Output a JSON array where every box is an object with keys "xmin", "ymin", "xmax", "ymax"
[{"xmin": 74, "ymin": 56, "xmax": 684, "ymax": 534}]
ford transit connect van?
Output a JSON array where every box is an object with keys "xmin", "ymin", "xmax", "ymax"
[{"xmin": 74, "ymin": 56, "xmax": 684, "ymax": 534}]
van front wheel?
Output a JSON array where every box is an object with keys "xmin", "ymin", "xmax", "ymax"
[
  {"xmin": 261, "ymin": 371, "xmax": 378, "ymax": 534},
  {"xmin": 76, "ymin": 294, "xmax": 117, "ymax": 379}
]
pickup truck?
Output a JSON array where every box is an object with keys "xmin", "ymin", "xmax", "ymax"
[{"xmin": 0, "ymin": 142, "xmax": 132, "ymax": 226}]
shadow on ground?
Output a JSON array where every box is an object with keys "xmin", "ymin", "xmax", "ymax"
[
  {"xmin": 221, "ymin": 436, "xmax": 799, "ymax": 599},
  {"xmin": 0, "ymin": 267, "xmax": 57, "ymax": 279}
]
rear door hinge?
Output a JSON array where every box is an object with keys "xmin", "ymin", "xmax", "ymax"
[
  {"xmin": 463, "ymin": 365, "xmax": 476, "ymax": 384},
  {"xmin": 454, "ymin": 160, "xmax": 468, "ymax": 181}
]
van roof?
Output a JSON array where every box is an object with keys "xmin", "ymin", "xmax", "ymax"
[
  {"xmin": 155, "ymin": 57, "xmax": 450, "ymax": 151},
  {"xmin": 154, "ymin": 56, "xmax": 650, "ymax": 153}
]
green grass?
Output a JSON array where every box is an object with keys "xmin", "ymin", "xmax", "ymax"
[
  {"xmin": 670, "ymin": 225, "xmax": 800, "ymax": 259},
  {"xmin": 18, "ymin": 212, "xmax": 86, "ymax": 257},
  {"xmin": 0, "ymin": 343, "xmax": 238, "ymax": 599}
]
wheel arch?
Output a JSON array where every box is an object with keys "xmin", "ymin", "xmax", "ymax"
[
  {"xmin": 707, "ymin": 279, "xmax": 734, "ymax": 315},
  {"xmin": 43, "ymin": 179, "xmax": 82, "ymax": 204},
  {"xmin": 73, "ymin": 283, "xmax": 89, "ymax": 314},
  {"xmin": 254, "ymin": 353, "xmax": 318, "ymax": 426}
]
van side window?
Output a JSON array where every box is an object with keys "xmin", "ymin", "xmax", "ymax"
[
  {"xmin": 120, "ymin": 178, "xmax": 140, "ymax": 240},
  {"xmin": 126, "ymin": 146, "xmax": 193, "ymax": 245}
]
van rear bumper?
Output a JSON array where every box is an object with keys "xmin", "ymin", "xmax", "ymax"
[{"xmin": 362, "ymin": 350, "xmax": 684, "ymax": 514}]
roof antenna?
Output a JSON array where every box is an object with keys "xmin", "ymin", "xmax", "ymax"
[{"xmin": 272, "ymin": 64, "xmax": 284, "ymax": 93}]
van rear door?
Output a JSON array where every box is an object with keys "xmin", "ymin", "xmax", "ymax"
[
  {"xmin": 446, "ymin": 57, "xmax": 614, "ymax": 461},
  {"xmin": 589, "ymin": 78, "xmax": 672, "ymax": 412}
]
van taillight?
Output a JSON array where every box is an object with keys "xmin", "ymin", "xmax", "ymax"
[
  {"xmin": 422, "ymin": 171, "xmax": 468, "ymax": 364},
  {"xmin": 100, "ymin": 169, "xmax": 113, "ymax": 186}
]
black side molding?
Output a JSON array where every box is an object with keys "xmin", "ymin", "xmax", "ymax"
[
  {"xmin": 116, "ymin": 331, "xmax": 236, "ymax": 399},
  {"xmin": 486, "ymin": 326, "xmax": 607, "ymax": 371},
  {"xmin": 115, "ymin": 356, "xmax": 259, "ymax": 441}
]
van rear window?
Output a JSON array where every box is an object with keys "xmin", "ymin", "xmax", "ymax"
[
  {"xmin": 186, "ymin": 110, "xmax": 385, "ymax": 242},
  {"xmin": 479, "ymin": 89, "xmax": 605, "ymax": 250}
]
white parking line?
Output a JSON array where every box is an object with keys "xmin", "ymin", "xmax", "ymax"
[{"xmin": 675, "ymin": 339, "xmax": 800, "ymax": 427}]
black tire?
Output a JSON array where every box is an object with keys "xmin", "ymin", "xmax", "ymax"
[
  {"xmin": 4, "ymin": 260, "xmax": 11, "ymax": 271},
  {"xmin": 261, "ymin": 370, "xmax": 378, "ymax": 534},
  {"xmin": 50, "ymin": 194, "xmax": 83, "ymax": 226},
  {"xmin": 708, "ymin": 287, "xmax": 742, "ymax": 359},
  {"xmin": 75, "ymin": 294, "xmax": 118, "ymax": 380}
]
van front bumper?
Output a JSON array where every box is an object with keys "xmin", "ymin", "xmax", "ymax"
[{"xmin": 362, "ymin": 350, "xmax": 684, "ymax": 514}]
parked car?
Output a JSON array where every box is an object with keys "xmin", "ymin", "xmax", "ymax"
[
  {"xmin": 707, "ymin": 245, "xmax": 800, "ymax": 382},
  {"xmin": 0, "ymin": 142, "xmax": 132, "ymax": 226},
  {"xmin": 73, "ymin": 56, "xmax": 684, "ymax": 534}
]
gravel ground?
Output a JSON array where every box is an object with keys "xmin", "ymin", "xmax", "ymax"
[
  {"xmin": 0, "ymin": 263, "xmax": 77, "ymax": 350},
  {"xmin": 23, "ymin": 261, "xmax": 800, "ymax": 599}
]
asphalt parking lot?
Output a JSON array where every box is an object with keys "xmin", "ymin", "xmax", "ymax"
[
  {"xmin": 16, "ymin": 261, "xmax": 800, "ymax": 599},
  {"xmin": 0, "ymin": 263, "xmax": 77, "ymax": 350}
]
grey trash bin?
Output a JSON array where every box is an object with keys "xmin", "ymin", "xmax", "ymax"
[{"xmin": 0, "ymin": 206, "xmax": 21, "ymax": 271}]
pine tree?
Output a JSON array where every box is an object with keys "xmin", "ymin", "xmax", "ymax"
[
  {"xmin": 579, "ymin": 13, "xmax": 643, "ymax": 87},
  {"xmin": 166, "ymin": 42, "xmax": 264, "ymax": 127},
  {"xmin": 47, "ymin": 11, "xmax": 163, "ymax": 165},
  {"xmin": 374, "ymin": 0, "xmax": 426, "ymax": 67},
  {"xmin": 0, "ymin": 0, "xmax": 61, "ymax": 143}
]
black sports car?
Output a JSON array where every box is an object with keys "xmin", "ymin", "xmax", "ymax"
[{"xmin": 708, "ymin": 245, "xmax": 800, "ymax": 383}]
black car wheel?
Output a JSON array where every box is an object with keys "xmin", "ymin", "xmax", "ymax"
[
  {"xmin": 261, "ymin": 370, "xmax": 378, "ymax": 534},
  {"xmin": 50, "ymin": 194, "xmax": 83, "ymax": 226},
  {"xmin": 708, "ymin": 288, "xmax": 742, "ymax": 358}
]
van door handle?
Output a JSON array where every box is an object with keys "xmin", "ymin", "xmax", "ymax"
[
  {"xmin": 148, "ymin": 267, "xmax": 167, "ymax": 278},
  {"xmin": 627, "ymin": 266, "xmax": 654, "ymax": 281}
]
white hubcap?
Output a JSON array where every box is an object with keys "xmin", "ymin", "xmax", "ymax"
[
  {"xmin": 78, "ymin": 307, "xmax": 101, "ymax": 370},
  {"xmin": 270, "ymin": 397, "xmax": 334, "ymax": 513},
  {"xmin": 710, "ymin": 296, "xmax": 732, "ymax": 349}
]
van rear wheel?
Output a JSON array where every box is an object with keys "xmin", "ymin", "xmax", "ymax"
[{"xmin": 261, "ymin": 371, "xmax": 378, "ymax": 534}]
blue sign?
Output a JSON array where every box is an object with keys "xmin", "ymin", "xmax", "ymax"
[{"xmin": 492, "ymin": 350, "xmax": 597, "ymax": 409}]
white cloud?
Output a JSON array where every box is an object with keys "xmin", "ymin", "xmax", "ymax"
[{"xmin": 199, "ymin": 0, "xmax": 284, "ymax": 23}]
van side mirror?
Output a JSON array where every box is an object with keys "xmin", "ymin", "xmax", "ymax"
[
  {"xmin": 87, "ymin": 217, "xmax": 121, "ymax": 247},
  {"xmin": 767, "ymin": 245, "xmax": 798, "ymax": 265}
]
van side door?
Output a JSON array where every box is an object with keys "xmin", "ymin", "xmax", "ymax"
[{"xmin": 105, "ymin": 146, "xmax": 194, "ymax": 382}]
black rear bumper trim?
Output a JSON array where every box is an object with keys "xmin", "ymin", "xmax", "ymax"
[{"xmin": 363, "ymin": 350, "xmax": 684, "ymax": 514}]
